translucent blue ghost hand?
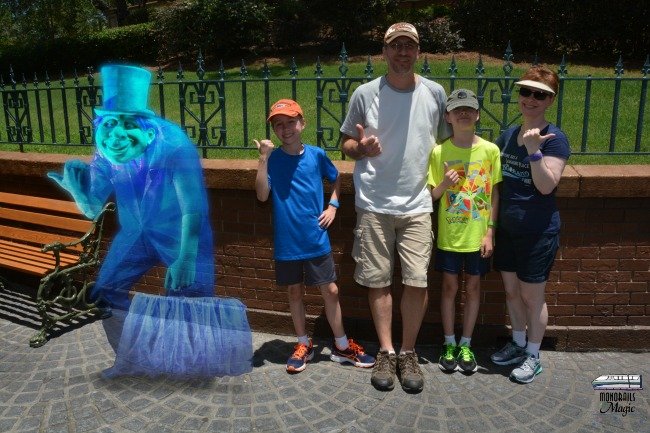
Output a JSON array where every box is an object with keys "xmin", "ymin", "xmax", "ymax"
[
  {"xmin": 164, "ymin": 214, "xmax": 200, "ymax": 293},
  {"xmin": 165, "ymin": 256, "xmax": 197, "ymax": 293},
  {"xmin": 47, "ymin": 160, "xmax": 103, "ymax": 219}
]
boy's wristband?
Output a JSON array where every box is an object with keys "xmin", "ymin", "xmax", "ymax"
[
  {"xmin": 328, "ymin": 199, "xmax": 340, "ymax": 209},
  {"xmin": 488, "ymin": 221, "xmax": 497, "ymax": 228}
]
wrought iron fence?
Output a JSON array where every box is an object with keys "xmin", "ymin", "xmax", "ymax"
[{"xmin": 1, "ymin": 44, "xmax": 649, "ymax": 157}]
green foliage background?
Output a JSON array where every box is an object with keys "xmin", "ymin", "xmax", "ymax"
[
  {"xmin": 4, "ymin": 0, "xmax": 646, "ymax": 75},
  {"xmin": 452, "ymin": 0, "xmax": 649, "ymax": 61}
]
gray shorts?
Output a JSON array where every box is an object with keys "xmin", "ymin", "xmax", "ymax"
[
  {"xmin": 352, "ymin": 208, "xmax": 433, "ymax": 288},
  {"xmin": 275, "ymin": 253, "xmax": 336, "ymax": 286}
]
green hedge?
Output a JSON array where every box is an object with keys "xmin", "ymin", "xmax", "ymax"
[
  {"xmin": 152, "ymin": 0, "xmax": 272, "ymax": 60},
  {"xmin": 452, "ymin": 0, "xmax": 649, "ymax": 61},
  {"xmin": 0, "ymin": 23, "xmax": 157, "ymax": 76},
  {"xmin": 7, "ymin": 0, "xmax": 644, "ymax": 76}
]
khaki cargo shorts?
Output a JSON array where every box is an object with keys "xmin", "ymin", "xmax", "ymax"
[{"xmin": 352, "ymin": 207, "xmax": 433, "ymax": 288}]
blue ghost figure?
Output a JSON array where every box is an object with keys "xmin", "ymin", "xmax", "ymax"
[
  {"xmin": 48, "ymin": 65, "xmax": 253, "ymax": 378},
  {"xmin": 48, "ymin": 65, "xmax": 214, "ymax": 310}
]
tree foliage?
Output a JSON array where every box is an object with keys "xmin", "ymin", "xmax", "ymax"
[
  {"xmin": 4, "ymin": 0, "xmax": 106, "ymax": 42},
  {"xmin": 452, "ymin": 0, "xmax": 649, "ymax": 60},
  {"xmin": 3, "ymin": 0, "xmax": 645, "ymax": 73},
  {"xmin": 152, "ymin": 0, "xmax": 272, "ymax": 60}
]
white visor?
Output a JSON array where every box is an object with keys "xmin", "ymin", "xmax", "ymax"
[{"xmin": 514, "ymin": 80, "xmax": 556, "ymax": 95}]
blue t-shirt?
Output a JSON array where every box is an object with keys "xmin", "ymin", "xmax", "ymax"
[
  {"xmin": 267, "ymin": 144, "xmax": 338, "ymax": 260},
  {"xmin": 497, "ymin": 124, "xmax": 571, "ymax": 234}
]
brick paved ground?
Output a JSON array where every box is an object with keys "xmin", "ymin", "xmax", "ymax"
[{"xmin": 0, "ymin": 299, "xmax": 648, "ymax": 433}]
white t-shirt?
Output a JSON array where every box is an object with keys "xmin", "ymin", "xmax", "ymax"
[{"xmin": 341, "ymin": 75, "xmax": 451, "ymax": 214}]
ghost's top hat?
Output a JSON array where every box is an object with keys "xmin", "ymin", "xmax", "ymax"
[{"xmin": 95, "ymin": 65, "xmax": 156, "ymax": 117}]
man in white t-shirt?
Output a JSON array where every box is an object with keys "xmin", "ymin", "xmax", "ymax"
[{"xmin": 340, "ymin": 22, "xmax": 451, "ymax": 393}]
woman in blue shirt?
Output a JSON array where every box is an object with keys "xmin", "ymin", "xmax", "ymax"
[{"xmin": 490, "ymin": 65, "xmax": 571, "ymax": 383}]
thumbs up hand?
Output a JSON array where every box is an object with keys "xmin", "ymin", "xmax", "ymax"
[
  {"xmin": 254, "ymin": 139, "xmax": 275, "ymax": 156},
  {"xmin": 356, "ymin": 124, "xmax": 381, "ymax": 158},
  {"xmin": 522, "ymin": 128, "xmax": 556, "ymax": 155},
  {"xmin": 442, "ymin": 162, "xmax": 460, "ymax": 189}
]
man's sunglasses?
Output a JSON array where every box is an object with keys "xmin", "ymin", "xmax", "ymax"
[
  {"xmin": 518, "ymin": 87, "xmax": 551, "ymax": 101},
  {"xmin": 386, "ymin": 41, "xmax": 418, "ymax": 51}
]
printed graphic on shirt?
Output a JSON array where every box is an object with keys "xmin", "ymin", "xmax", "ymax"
[
  {"xmin": 443, "ymin": 159, "xmax": 494, "ymax": 225},
  {"xmin": 501, "ymin": 152, "xmax": 533, "ymax": 185}
]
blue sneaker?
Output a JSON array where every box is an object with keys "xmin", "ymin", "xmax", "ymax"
[
  {"xmin": 286, "ymin": 340, "xmax": 314, "ymax": 373},
  {"xmin": 330, "ymin": 339, "xmax": 375, "ymax": 368},
  {"xmin": 491, "ymin": 341, "xmax": 527, "ymax": 365}
]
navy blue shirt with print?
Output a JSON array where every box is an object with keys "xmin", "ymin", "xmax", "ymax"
[{"xmin": 496, "ymin": 124, "xmax": 571, "ymax": 235}]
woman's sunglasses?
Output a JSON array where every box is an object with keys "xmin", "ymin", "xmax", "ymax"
[{"xmin": 518, "ymin": 87, "xmax": 551, "ymax": 101}]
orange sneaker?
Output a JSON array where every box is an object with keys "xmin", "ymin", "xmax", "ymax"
[
  {"xmin": 286, "ymin": 340, "xmax": 314, "ymax": 373},
  {"xmin": 330, "ymin": 339, "xmax": 375, "ymax": 368}
]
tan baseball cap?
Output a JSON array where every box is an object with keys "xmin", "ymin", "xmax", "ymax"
[{"xmin": 384, "ymin": 22, "xmax": 419, "ymax": 44}]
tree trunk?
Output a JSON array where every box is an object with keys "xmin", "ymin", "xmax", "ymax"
[{"xmin": 115, "ymin": 0, "xmax": 129, "ymax": 26}]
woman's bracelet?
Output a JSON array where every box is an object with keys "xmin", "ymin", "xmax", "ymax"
[{"xmin": 525, "ymin": 150, "xmax": 543, "ymax": 162}]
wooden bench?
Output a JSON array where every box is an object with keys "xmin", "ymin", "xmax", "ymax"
[{"xmin": 0, "ymin": 191, "xmax": 115, "ymax": 347}]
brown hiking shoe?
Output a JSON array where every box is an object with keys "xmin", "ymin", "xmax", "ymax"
[
  {"xmin": 397, "ymin": 352, "xmax": 424, "ymax": 393},
  {"xmin": 370, "ymin": 350, "xmax": 397, "ymax": 391}
]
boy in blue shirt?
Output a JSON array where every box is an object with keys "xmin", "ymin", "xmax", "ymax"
[{"xmin": 255, "ymin": 99, "xmax": 375, "ymax": 373}]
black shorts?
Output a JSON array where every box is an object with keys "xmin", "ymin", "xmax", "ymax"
[{"xmin": 493, "ymin": 230, "xmax": 559, "ymax": 283}]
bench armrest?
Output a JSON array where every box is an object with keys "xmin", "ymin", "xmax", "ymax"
[{"xmin": 41, "ymin": 202, "xmax": 116, "ymax": 266}]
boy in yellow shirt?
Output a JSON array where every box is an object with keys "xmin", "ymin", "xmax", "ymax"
[{"xmin": 427, "ymin": 89, "xmax": 502, "ymax": 373}]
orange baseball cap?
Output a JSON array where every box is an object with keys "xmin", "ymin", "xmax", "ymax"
[{"xmin": 267, "ymin": 99, "xmax": 303, "ymax": 122}]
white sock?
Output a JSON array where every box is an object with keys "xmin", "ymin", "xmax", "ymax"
[
  {"xmin": 297, "ymin": 335, "xmax": 310, "ymax": 346},
  {"xmin": 334, "ymin": 335, "xmax": 349, "ymax": 350},
  {"xmin": 526, "ymin": 342, "xmax": 541, "ymax": 358},
  {"xmin": 444, "ymin": 335, "xmax": 457, "ymax": 346},
  {"xmin": 399, "ymin": 349, "xmax": 414, "ymax": 355},
  {"xmin": 512, "ymin": 330, "xmax": 527, "ymax": 348},
  {"xmin": 459, "ymin": 336, "xmax": 471, "ymax": 347}
]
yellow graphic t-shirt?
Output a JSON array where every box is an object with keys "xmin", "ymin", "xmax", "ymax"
[{"xmin": 427, "ymin": 137, "xmax": 502, "ymax": 252}]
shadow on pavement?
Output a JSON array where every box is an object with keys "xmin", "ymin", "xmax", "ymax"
[
  {"xmin": 0, "ymin": 282, "xmax": 100, "ymax": 344},
  {"xmin": 252, "ymin": 338, "xmax": 334, "ymax": 368}
]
